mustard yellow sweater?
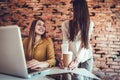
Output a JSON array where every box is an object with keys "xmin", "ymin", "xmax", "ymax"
[{"xmin": 23, "ymin": 37, "xmax": 56, "ymax": 67}]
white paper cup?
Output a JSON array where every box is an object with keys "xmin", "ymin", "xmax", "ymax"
[{"xmin": 63, "ymin": 51, "xmax": 73, "ymax": 68}]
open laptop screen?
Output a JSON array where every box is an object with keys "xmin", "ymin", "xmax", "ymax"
[{"xmin": 0, "ymin": 26, "xmax": 29, "ymax": 78}]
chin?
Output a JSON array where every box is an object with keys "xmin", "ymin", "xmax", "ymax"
[
  {"xmin": 40, "ymin": 32, "xmax": 44, "ymax": 35},
  {"xmin": 68, "ymin": 16, "xmax": 73, "ymax": 19}
]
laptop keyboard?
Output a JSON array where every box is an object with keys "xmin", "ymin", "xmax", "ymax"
[
  {"xmin": 27, "ymin": 67, "xmax": 49, "ymax": 74},
  {"xmin": 27, "ymin": 68, "xmax": 39, "ymax": 74}
]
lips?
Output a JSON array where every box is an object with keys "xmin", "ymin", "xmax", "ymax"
[{"xmin": 38, "ymin": 29, "xmax": 44, "ymax": 32}]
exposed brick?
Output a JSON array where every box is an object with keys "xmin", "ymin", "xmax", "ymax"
[
  {"xmin": 104, "ymin": 68, "xmax": 114, "ymax": 72},
  {"xmin": 111, "ymin": 65, "xmax": 120, "ymax": 69},
  {"xmin": 0, "ymin": 0, "xmax": 120, "ymax": 79},
  {"xmin": 114, "ymin": 58, "xmax": 120, "ymax": 62},
  {"xmin": 106, "ymin": 61, "xmax": 118, "ymax": 65},
  {"xmin": 114, "ymin": 69, "xmax": 120, "ymax": 73},
  {"xmin": 106, "ymin": 72, "xmax": 118, "ymax": 76}
]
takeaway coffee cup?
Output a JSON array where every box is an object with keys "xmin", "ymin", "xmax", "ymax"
[{"xmin": 63, "ymin": 51, "xmax": 73, "ymax": 68}]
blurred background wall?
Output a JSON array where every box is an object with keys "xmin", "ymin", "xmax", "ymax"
[{"xmin": 0, "ymin": 0, "xmax": 120, "ymax": 79}]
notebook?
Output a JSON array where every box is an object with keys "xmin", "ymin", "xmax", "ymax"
[{"xmin": 0, "ymin": 25, "xmax": 50, "ymax": 78}]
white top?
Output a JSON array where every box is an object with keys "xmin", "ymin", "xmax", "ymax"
[{"xmin": 61, "ymin": 20, "xmax": 94, "ymax": 63}]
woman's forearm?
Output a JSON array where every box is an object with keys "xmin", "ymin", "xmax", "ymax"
[{"xmin": 40, "ymin": 61, "xmax": 49, "ymax": 67}]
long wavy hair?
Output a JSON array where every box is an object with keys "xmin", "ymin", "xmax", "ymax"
[
  {"xmin": 69, "ymin": 0, "xmax": 90, "ymax": 48},
  {"xmin": 25, "ymin": 18, "xmax": 46, "ymax": 60}
]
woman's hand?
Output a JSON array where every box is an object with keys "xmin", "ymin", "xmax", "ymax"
[
  {"xmin": 59, "ymin": 59, "xmax": 64, "ymax": 69},
  {"xmin": 68, "ymin": 59, "xmax": 79, "ymax": 70},
  {"xmin": 27, "ymin": 59, "xmax": 49, "ymax": 69}
]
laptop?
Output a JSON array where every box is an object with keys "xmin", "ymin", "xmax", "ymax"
[{"xmin": 0, "ymin": 25, "xmax": 50, "ymax": 78}]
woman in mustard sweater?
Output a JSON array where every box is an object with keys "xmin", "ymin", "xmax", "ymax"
[{"xmin": 23, "ymin": 18, "xmax": 56, "ymax": 69}]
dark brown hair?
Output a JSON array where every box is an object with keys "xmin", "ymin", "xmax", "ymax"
[
  {"xmin": 69, "ymin": 0, "xmax": 90, "ymax": 48},
  {"xmin": 25, "ymin": 18, "xmax": 46, "ymax": 60}
]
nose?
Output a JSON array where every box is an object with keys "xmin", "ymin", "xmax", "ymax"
[
  {"xmin": 66, "ymin": 11, "xmax": 69, "ymax": 16},
  {"xmin": 40, "ymin": 26, "xmax": 45, "ymax": 31},
  {"xmin": 66, "ymin": 10, "xmax": 72, "ymax": 16},
  {"xmin": 67, "ymin": 11, "xmax": 73, "ymax": 19}
]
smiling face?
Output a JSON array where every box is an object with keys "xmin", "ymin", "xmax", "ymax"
[{"xmin": 35, "ymin": 20, "xmax": 45, "ymax": 36}]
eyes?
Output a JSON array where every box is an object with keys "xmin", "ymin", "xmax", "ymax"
[
  {"xmin": 37, "ymin": 23, "xmax": 45, "ymax": 27},
  {"xmin": 37, "ymin": 22, "xmax": 45, "ymax": 28}
]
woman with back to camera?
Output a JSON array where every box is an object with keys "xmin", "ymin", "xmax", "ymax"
[
  {"xmin": 23, "ymin": 18, "xmax": 56, "ymax": 69},
  {"xmin": 59, "ymin": 0, "xmax": 94, "ymax": 72}
]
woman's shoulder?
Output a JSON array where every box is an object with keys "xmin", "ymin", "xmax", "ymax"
[
  {"xmin": 46, "ymin": 37, "xmax": 52, "ymax": 41},
  {"xmin": 62, "ymin": 20, "xmax": 70, "ymax": 25},
  {"xmin": 43, "ymin": 37, "xmax": 53, "ymax": 43},
  {"xmin": 22, "ymin": 37, "xmax": 28, "ymax": 42},
  {"xmin": 90, "ymin": 20, "xmax": 94, "ymax": 27},
  {"xmin": 62, "ymin": 20, "xmax": 70, "ymax": 30},
  {"xmin": 22, "ymin": 37, "xmax": 28, "ymax": 45}
]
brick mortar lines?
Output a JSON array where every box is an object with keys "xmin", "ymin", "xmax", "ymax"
[{"xmin": 0, "ymin": 0, "xmax": 120, "ymax": 78}]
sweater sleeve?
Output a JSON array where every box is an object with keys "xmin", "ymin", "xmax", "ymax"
[
  {"xmin": 22, "ymin": 38, "xmax": 28, "ymax": 53},
  {"xmin": 89, "ymin": 21, "xmax": 94, "ymax": 40},
  {"xmin": 46, "ymin": 38, "xmax": 56, "ymax": 67},
  {"xmin": 76, "ymin": 21, "xmax": 94, "ymax": 63}
]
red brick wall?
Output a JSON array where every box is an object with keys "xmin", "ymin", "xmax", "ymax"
[{"xmin": 0, "ymin": 0, "xmax": 120, "ymax": 79}]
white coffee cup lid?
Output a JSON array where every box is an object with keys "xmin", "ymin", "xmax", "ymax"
[{"xmin": 63, "ymin": 51, "xmax": 73, "ymax": 54}]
